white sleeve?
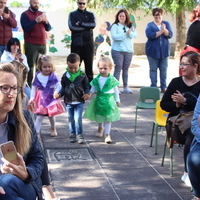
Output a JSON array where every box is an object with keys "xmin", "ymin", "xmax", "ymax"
[
  {"xmin": 90, "ymin": 85, "xmax": 96, "ymax": 93},
  {"xmin": 114, "ymin": 86, "xmax": 120, "ymax": 102},
  {"xmin": 30, "ymin": 86, "xmax": 37, "ymax": 99},
  {"xmin": 55, "ymin": 82, "xmax": 61, "ymax": 93}
]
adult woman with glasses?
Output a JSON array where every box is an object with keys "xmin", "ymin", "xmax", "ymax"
[
  {"xmin": 161, "ymin": 51, "xmax": 200, "ymax": 187},
  {"xmin": 110, "ymin": 9, "xmax": 137, "ymax": 94},
  {"xmin": 0, "ymin": 63, "xmax": 44, "ymax": 200},
  {"xmin": 145, "ymin": 7, "xmax": 173, "ymax": 93}
]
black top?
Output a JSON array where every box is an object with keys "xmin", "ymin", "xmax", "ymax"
[
  {"xmin": 59, "ymin": 71, "xmax": 90, "ymax": 104},
  {"xmin": 186, "ymin": 20, "xmax": 200, "ymax": 50},
  {"xmin": 161, "ymin": 76, "xmax": 200, "ymax": 118}
]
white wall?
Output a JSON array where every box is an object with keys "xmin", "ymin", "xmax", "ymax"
[{"xmin": 11, "ymin": 7, "xmax": 190, "ymax": 56}]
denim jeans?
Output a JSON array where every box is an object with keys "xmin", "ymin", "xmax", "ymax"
[
  {"xmin": 0, "ymin": 174, "xmax": 37, "ymax": 200},
  {"xmin": 66, "ymin": 103, "xmax": 84, "ymax": 135},
  {"xmin": 187, "ymin": 142, "xmax": 200, "ymax": 197},
  {"xmin": 0, "ymin": 45, "xmax": 7, "ymax": 61},
  {"xmin": 147, "ymin": 56, "xmax": 168, "ymax": 90}
]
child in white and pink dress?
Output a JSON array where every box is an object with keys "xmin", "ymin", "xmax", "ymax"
[{"xmin": 29, "ymin": 55, "xmax": 65, "ymax": 136}]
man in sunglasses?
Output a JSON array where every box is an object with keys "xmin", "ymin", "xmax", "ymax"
[{"xmin": 68, "ymin": 0, "xmax": 96, "ymax": 83}]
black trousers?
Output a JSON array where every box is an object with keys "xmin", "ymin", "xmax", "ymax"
[
  {"xmin": 24, "ymin": 43, "xmax": 46, "ymax": 86},
  {"xmin": 71, "ymin": 42, "xmax": 94, "ymax": 83}
]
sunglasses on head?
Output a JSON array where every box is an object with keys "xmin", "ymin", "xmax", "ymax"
[
  {"xmin": 154, "ymin": 13, "xmax": 161, "ymax": 16},
  {"xmin": 78, "ymin": 2, "xmax": 86, "ymax": 5}
]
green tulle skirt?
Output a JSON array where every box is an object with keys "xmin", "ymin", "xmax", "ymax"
[{"xmin": 84, "ymin": 93, "xmax": 120, "ymax": 123}]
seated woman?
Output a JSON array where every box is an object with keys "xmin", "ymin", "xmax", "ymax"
[
  {"xmin": 160, "ymin": 51, "xmax": 200, "ymax": 187},
  {"xmin": 188, "ymin": 96, "xmax": 200, "ymax": 200},
  {"xmin": 0, "ymin": 63, "xmax": 44, "ymax": 199},
  {"xmin": 10, "ymin": 61, "xmax": 59, "ymax": 200},
  {"xmin": 0, "ymin": 37, "xmax": 30, "ymax": 99}
]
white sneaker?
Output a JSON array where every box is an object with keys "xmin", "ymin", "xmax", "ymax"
[
  {"xmin": 105, "ymin": 134, "xmax": 112, "ymax": 143},
  {"xmin": 121, "ymin": 87, "xmax": 133, "ymax": 94},
  {"xmin": 181, "ymin": 173, "xmax": 191, "ymax": 187}
]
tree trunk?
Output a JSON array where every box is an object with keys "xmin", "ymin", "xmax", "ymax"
[{"xmin": 174, "ymin": 9, "xmax": 186, "ymax": 59}]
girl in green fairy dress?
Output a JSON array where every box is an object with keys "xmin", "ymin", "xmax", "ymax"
[{"xmin": 84, "ymin": 57, "xmax": 120, "ymax": 143}]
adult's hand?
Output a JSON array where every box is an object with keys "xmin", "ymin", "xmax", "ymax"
[
  {"xmin": 0, "ymin": 187, "xmax": 5, "ymax": 195},
  {"xmin": 171, "ymin": 90, "xmax": 186, "ymax": 107},
  {"xmin": 35, "ymin": 14, "xmax": 43, "ymax": 23},
  {"xmin": 2, "ymin": 12, "xmax": 9, "ymax": 19},
  {"xmin": 1, "ymin": 153, "xmax": 29, "ymax": 181}
]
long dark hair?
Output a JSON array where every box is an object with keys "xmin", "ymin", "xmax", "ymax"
[{"xmin": 112, "ymin": 9, "xmax": 132, "ymax": 28}]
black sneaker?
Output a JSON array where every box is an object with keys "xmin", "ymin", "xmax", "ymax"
[
  {"xmin": 69, "ymin": 134, "xmax": 76, "ymax": 143},
  {"xmin": 77, "ymin": 134, "xmax": 85, "ymax": 144}
]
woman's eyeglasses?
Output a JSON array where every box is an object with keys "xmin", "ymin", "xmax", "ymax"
[
  {"xmin": 78, "ymin": 2, "xmax": 86, "ymax": 5},
  {"xmin": 0, "ymin": 85, "xmax": 22, "ymax": 94},
  {"xmin": 179, "ymin": 63, "xmax": 191, "ymax": 66}
]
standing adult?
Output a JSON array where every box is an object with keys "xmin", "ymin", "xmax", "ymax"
[
  {"xmin": 145, "ymin": 8, "xmax": 173, "ymax": 93},
  {"xmin": 111, "ymin": 9, "xmax": 137, "ymax": 94},
  {"xmin": 181, "ymin": 4, "xmax": 200, "ymax": 55},
  {"xmin": 0, "ymin": 0, "xmax": 17, "ymax": 59},
  {"xmin": 68, "ymin": 0, "xmax": 96, "ymax": 83},
  {"xmin": 179, "ymin": 4, "xmax": 200, "ymax": 76},
  {"xmin": 20, "ymin": 0, "xmax": 51, "ymax": 86}
]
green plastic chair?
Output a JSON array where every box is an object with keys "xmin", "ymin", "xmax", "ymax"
[
  {"xmin": 134, "ymin": 87, "xmax": 160, "ymax": 133},
  {"xmin": 150, "ymin": 100, "xmax": 169, "ymax": 154}
]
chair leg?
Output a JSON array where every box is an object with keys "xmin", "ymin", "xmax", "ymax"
[
  {"xmin": 134, "ymin": 108, "xmax": 138, "ymax": 133},
  {"xmin": 155, "ymin": 125, "xmax": 159, "ymax": 154},
  {"xmin": 150, "ymin": 122, "xmax": 155, "ymax": 147},
  {"xmin": 161, "ymin": 138, "xmax": 167, "ymax": 166},
  {"xmin": 170, "ymin": 148, "xmax": 173, "ymax": 177}
]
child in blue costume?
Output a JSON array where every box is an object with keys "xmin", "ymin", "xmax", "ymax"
[{"xmin": 84, "ymin": 57, "xmax": 120, "ymax": 143}]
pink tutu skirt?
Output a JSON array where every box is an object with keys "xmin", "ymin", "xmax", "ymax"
[{"xmin": 33, "ymin": 90, "xmax": 65, "ymax": 117}]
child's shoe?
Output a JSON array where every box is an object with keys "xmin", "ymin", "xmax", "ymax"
[
  {"xmin": 96, "ymin": 127, "xmax": 104, "ymax": 138},
  {"xmin": 69, "ymin": 134, "xmax": 76, "ymax": 143},
  {"xmin": 50, "ymin": 127, "xmax": 57, "ymax": 137},
  {"xmin": 77, "ymin": 134, "xmax": 85, "ymax": 144},
  {"xmin": 105, "ymin": 134, "xmax": 112, "ymax": 143}
]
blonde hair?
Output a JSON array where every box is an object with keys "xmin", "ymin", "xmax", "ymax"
[
  {"xmin": 10, "ymin": 60, "xmax": 28, "ymax": 100},
  {"xmin": 97, "ymin": 57, "xmax": 113, "ymax": 70},
  {"xmin": 37, "ymin": 55, "xmax": 55, "ymax": 72},
  {"xmin": 0, "ymin": 63, "xmax": 31, "ymax": 155}
]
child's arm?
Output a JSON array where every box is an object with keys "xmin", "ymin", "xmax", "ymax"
[
  {"xmin": 54, "ymin": 92, "xmax": 61, "ymax": 99},
  {"xmin": 114, "ymin": 86, "xmax": 120, "ymax": 107},
  {"xmin": 29, "ymin": 86, "xmax": 37, "ymax": 103},
  {"xmin": 27, "ymin": 86, "xmax": 37, "ymax": 112},
  {"xmin": 82, "ymin": 91, "xmax": 94, "ymax": 101},
  {"xmin": 53, "ymin": 82, "xmax": 62, "ymax": 99}
]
